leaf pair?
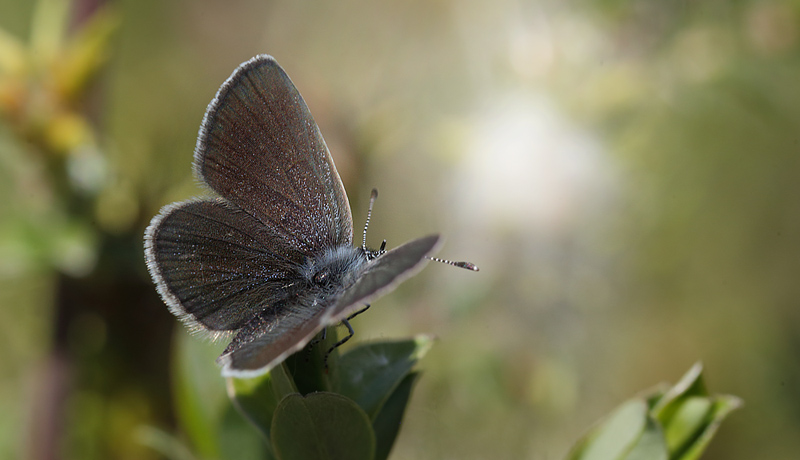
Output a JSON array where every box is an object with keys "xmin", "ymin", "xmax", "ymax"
[
  {"xmin": 567, "ymin": 363, "xmax": 742, "ymax": 460},
  {"xmin": 226, "ymin": 330, "xmax": 434, "ymax": 460}
]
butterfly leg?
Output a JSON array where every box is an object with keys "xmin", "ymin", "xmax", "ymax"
[
  {"xmin": 307, "ymin": 327, "xmax": 328, "ymax": 349},
  {"xmin": 323, "ymin": 304, "xmax": 371, "ymax": 369},
  {"xmin": 346, "ymin": 303, "xmax": 371, "ymax": 321},
  {"xmin": 305, "ymin": 327, "xmax": 328, "ymax": 362}
]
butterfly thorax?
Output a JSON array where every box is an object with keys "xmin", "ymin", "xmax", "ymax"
[{"xmin": 300, "ymin": 245, "xmax": 368, "ymax": 295}]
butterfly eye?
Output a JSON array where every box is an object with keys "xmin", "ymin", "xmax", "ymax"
[{"xmin": 313, "ymin": 269, "xmax": 330, "ymax": 285}]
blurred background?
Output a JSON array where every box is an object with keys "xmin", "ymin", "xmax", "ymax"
[{"xmin": 1, "ymin": 0, "xmax": 799, "ymax": 458}]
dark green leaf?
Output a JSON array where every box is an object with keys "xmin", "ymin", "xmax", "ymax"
[
  {"xmin": 372, "ymin": 372, "xmax": 419, "ymax": 460},
  {"xmin": 271, "ymin": 392, "xmax": 375, "ymax": 460},
  {"xmin": 219, "ymin": 403, "xmax": 274, "ymax": 459},
  {"xmin": 227, "ymin": 363, "xmax": 298, "ymax": 442},
  {"xmin": 337, "ymin": 335, "xmax": 433, "ymax": 419},
  {"xmin": 283, "ymin": 326, "xmax": 341, "ymax": 395}
]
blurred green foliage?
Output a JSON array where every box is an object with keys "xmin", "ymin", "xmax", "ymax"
[
  {"xmin": 1, "ymin": 0, "xmax": 798, "ymax": 459},
  {"xmin": 567, "ymin": 363, "xmax": 741, "ymax": 460}
]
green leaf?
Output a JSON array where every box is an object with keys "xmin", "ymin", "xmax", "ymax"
[
  {"xmin": 652, "ymin": 362, "xmax": 707, "ymax": 417},
  {"xmin": 372, "ymin": 372, "xmax": 419, "ymax": 460},
  {"xmin": 227, "ymin": 364, "xmax": 298, "ymax": 443},
  {"xmin": 271, "ymin": 392, "xmax": 375, "ymax": 460},
  {"xmin": 219, "ymin": 403, "xmax": 274, "ymax": 460},
  {"xmin": 566, "ymin": 399, "xmax": 649, "ymax": 460},
  {"xmin": 622, "ymin": 416, "xmax": 668, "ymax": 460},
  {"xmin": 672, "ymin": 394, "xmax": 742, "ymax": 460},
  {"xmin": 173, "ymin": 328, "xmax": 272, "ymax": 459},
  {"xmin": 172, "ymin": 328, "xmax": 228, "ymax": 459},
  {"xmin": 337, "ymin": 335, "xmax": 434, "ymax": 419},
  {"xmin": 135, "ymin": 425, "xmax": 195, "ymax": 460},
  {"xmin": 662, "ymin": 396, "xmax": 712, "ymax": 453}
]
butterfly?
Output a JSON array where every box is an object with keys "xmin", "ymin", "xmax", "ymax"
[{"xmin": 144, "ymin": 55, "xmax": 476, "ymax": 378}]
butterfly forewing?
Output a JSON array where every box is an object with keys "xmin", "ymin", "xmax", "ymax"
[
  {"xmin": 328, "ymin": 234, "xmax": 441, "ymax": 321},
  {"xmin": 195, "ymin": 55, "xmax": 353, "ymax": 254}
]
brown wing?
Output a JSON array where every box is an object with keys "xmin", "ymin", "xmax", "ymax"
[{"xmin": 194, "ymin": 55, "xmax": 353, "ymax": 255}]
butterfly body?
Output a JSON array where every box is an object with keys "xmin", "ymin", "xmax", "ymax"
[{"xmin": 145, "ymin": 55, "xmax": 441, "ymax": 377}]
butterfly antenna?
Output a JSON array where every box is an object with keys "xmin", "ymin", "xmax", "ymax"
[
  {"xmin": 427, "ymin": 256, "xmax": 480, "ymax": 271},
  {"xmin": 361, "ymin": 188, "xmax": 379, "ymax": 252}
]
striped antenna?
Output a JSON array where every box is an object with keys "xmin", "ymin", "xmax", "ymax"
[
  {"xmin": 361, "ymin": 188, "xmax": 477, "ymax": 271},
  {"xmin": 427, "ymin": 256, "xmax": 479, "ymax": 271},
  {"xmin": 361, "ymin": 188, "xmax": 379, "ymax": 252}
]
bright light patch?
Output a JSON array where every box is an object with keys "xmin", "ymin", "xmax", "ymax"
[{"xmin": 455, "ymin": 93, "xmax": 613, "ymax": 236}]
